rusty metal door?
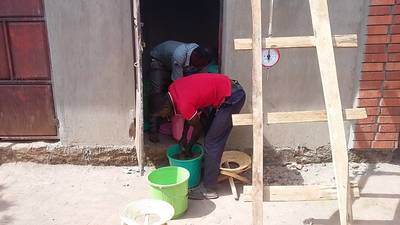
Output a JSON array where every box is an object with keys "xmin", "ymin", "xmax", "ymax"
[{"xmin": 0, "ymin": 0, "xmax": 58, "ymax": 139}]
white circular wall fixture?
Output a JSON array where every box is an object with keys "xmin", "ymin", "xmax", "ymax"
[{"xmin": 262, "ymin": 48, "xmax": 280, "ymax": 68}]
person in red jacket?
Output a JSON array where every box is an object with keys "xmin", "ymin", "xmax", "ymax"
[
  {"xmin": 152, "ymin": 73, "xmax": 246, "ymax": 199},
  {"xmin": 148, "ymin": 41, "xmax": 211, "ymax": 143}
]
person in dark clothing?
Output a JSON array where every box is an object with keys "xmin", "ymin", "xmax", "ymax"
[
  {"xmin": 149, "ymin": 40, "xmax": 211, "ymax": 142},
  {"xmin": 152, "ymin": 74, "xmax": 246, "ymax": 199}
]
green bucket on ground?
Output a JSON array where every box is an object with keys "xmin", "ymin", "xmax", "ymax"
[
  {"xmin": 147, "ymin": 166, "xmax": 190, "ymax": 219},
  {"xmin": 167, "ymin": 144, "xmax": 204, "ymax": 188}
]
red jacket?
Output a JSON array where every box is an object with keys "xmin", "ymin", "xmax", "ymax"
[{"xmin": 168, "ymin": 74, "xmax": 231, "ymax": 120}]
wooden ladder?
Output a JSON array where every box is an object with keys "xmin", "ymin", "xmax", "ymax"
[{"xmin": 232, "ymin": 0, "xmax": 367, "ymax": 224}]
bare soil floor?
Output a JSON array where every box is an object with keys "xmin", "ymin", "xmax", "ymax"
[{"xmin": 0, "ymin": 162, "xmax": 399, "ymax": 225}]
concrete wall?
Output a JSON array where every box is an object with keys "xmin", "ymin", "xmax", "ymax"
[
  {"xmin": 222, "ymin": 0, "xmax": 369, "ymax": 149},
  {"xmin": 42, "ymin": 0, "xmax": 368, "ymax": 150},
  {"xmin": 44, "ymin": 0, "xmax": 135, "ymax": 146}
]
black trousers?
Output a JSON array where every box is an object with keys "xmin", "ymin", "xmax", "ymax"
[
  {"xmin": 203, "ymin": 82, "xmax": 246, "ymax": 188},
  {"xmin": 149, "ymin": 59, "xmax": 172, "ymax": 136}
]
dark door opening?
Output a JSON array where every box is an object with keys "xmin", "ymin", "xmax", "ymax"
[
  {"xmin": 140, "ymin": 0, "xmax": 222, "ymax": 137},
  {"xmin": 141, "ymin": 0, "xmax": 221, "ymax": 68}
]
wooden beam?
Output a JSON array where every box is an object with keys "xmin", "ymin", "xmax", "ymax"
[
  {"xmin": 241, "ymin": 183, "xmax": 360, "ymax": 202},
  {"xmin": 132, "ymin": 0, "xmax": 144, "ymax": 174},
  {"xmin": 234, "ymin": 34, "xmax": 357, "ymax": 50},
  {"xmin": 268, "ymin": 108, "xmax": 366, "ymax": 124},
  {"xmin": 309, "ymin": 0, "xmax": 352, "ymax": 224},
  {"xmin": 221, "ymin": 170, "xmax": 251, "ymax": 184},
  {"xmin": 232, "ymin": 114, "xmax": 253, "ymax": 126},
  {"xmin": 228, "ymin": 176, "xmax": 239, "ymax": 200},
  {"xmin": 225, "ymin": 162, "xmax": 239, "ymax": 200},
  {"xmin": 232, "ymin": 108, "xmax": 367, "ymax": 126},
  {"xmin": 250, "ymin": 0, "xmax": 264, "ymax": 224}
]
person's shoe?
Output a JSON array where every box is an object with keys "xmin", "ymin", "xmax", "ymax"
[
  {"xmin": 188, "ymin": 189, "xmax": 205, "ymax": 200},
  {"xmin": 188, "ymin": 186, "xmax": 219, "ymax": 200},
  {"xmin": 204, "ymin": 187, "xmax": 219, "ymax": 199}
]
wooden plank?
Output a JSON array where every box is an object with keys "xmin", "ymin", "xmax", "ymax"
[
  {"xmin": 232, "ymin": 113, "xmax": 253, "ymax": 126},
  {"xmin": 221, "ymin": 170, "xmax": 251, "ymax": 184},
  {"xmin": 334, "ymin": 34, "xmax": 358, "ymax": 48},
  {"xmin": 234, "ymin": 34, "xmax": 357, "ymax": 50},
  {"xmin": 344, "ymin": 108, "xmax": 368, "ymax": 120},
  {"xmin": 232, "ymin": 108, "xmax": 367, "ymax": 126},
  {"xmin": 241, "ymin": 183, "xmax": 360, "ymax": 202},
  {"xmin": 267, "ymin": 108, "xmax": 367, "ymax": 124},
  {"xmin": 225, "ymin": 162, "xmax": 239, "ymax": 200},
  {"xmin": 250, "ymin": 0, "xmax": 264, "ymax": 224},
  {"xmin": 309, "ymin": 0, "xmax": 352, "ymax": 224},
  {"xmin": 228, "ymin": 177, "xmax": 238, "ymax": 200},
  {"xmin": 347, "ymin": 185, "xmax": 354, "ymax": 222},
  {"xmin": 268, "ymin": 108, "xmax": 366, "ymax": 124},
  {"xmin": 133, "ymin": 0, "xmax": 144, "ymax": 175}
]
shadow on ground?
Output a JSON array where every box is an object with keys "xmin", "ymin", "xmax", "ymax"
[
  {"xmin": 0, "ymin": 184, "xmax": 14, "ymax": 224},
  {"xmin": 309, "ymin": 164, "xmax": 400, "ymax": 225},
  {"xmin": 180, "ymin": 199, "xmax": 216, "ymax": 219},
  {"xmin": 392, "ymin": 149, "xmax": 400, "ymax": 164}
]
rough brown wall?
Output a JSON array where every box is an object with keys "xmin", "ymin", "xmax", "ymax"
[{"xmin": 1, "ymin": 142, "xmax": 398, "ymax": 166}]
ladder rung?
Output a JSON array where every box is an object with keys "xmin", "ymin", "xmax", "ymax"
[
  {"xmin": 232, "ymin": 108, "xmax": 367, "ymax": 126},
  {"xmin": 242, "ymin": 183, "xmax": 360, "ymax": 202},
  {"xmin": 234, "ymin": 34, "xmax": 357, "ymax": 50}
]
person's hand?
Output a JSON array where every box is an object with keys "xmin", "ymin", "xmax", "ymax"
[
  {"xmin": 178, "ymin": 138, "xmax": 187, "ymax": 154},
  {"xmin": 178, "ymin": 136, "xmax": 187, "ymax": 147},
  {"xmin": 177, "ymin": 144, "xmax": 187, "ymax": 160},
  {"xmin": 183, "ymin": 143, "xmax": 194, "ymax": 158},
  {"xmin": 178, "ymin": 141, "xmax": 193, "ymax": 159}
]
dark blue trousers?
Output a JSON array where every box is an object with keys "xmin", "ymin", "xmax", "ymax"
[{"xmin": 203, "ymin": 83, "xmax": 246, "ymax": 188}]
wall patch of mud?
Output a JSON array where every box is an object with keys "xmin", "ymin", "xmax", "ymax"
[{"xmin": 0, "ymin": 142, "xmax": 397, "ymax": 166}]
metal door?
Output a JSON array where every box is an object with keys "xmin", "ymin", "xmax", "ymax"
[{"xmin": 0, "ymin": 0, "xmax": 58, "ymax": 139}]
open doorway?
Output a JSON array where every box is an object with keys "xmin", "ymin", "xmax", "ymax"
[
  {"xmin": 140, "ymin": 0, "xmax": 221, "ymax": 66},
  {"xmin": 140, "ymin": 0, "xmax": 222, "ymax": 143}
]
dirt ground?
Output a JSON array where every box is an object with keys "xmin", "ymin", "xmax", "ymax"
[{"xmin": 0, "ymin": 162, "xmax": 399, "ymax": 225}]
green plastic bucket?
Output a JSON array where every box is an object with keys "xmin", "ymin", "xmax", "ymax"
[
  {"xmin": 147, "ymin": 166, "xmax": 190, "ymax": 219},
  {"xmin": 167, "ymin": 144, "xmax": 204, "ymax": 188}
]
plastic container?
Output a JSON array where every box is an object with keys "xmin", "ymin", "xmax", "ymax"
[
  {"xmin": 166, "ymin": 144, "xmax": 204, "ymax": 188},
  {"xmin": 120, "ymin": 199, "xmax": 174, "ymax": 225},
  {"xmin": 171, "ymin": 114, "xmax": 193, "ymax": 141},
  {"xmin": 147, "ymin": 166, "xmax": 190, "ymax": 219}
]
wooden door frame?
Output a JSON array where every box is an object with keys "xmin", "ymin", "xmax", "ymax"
[
  {"xmin": 132, "ymin": 0, "xmax": 144, "ymax": 173},
  {"xmin": 131, "ymin": 0, "xmax": 225, "ymax": 171}
]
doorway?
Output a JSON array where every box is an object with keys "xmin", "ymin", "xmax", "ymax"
[
  {"xmin": 140, "ymin": 0, "xmax": 222, "ymax": 138},
  {"xmin": 140, "ymin": 0, "xmax": 221, "ymax": 65}
]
